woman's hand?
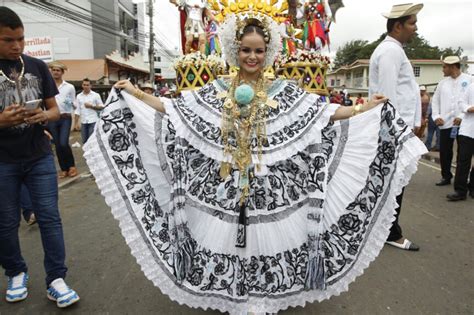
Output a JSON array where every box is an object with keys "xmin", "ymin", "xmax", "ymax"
[
  {"xmin": 364, "ymin": 94, "xmax": 388, "ymax": 112},
  {"xmin": 114, "ymin": 80, "xmax": 137, "ymax": 95},
  {"xmin": 115, "ymin": 80, "xmax": 167, "ymax": 114}
]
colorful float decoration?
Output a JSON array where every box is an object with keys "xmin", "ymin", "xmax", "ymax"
[
  {"xmin": 171, "ymin": 0, "xmax": 344, "ymax": 94},
  {"xmin": 276, "ymin": 50, "xmax": 330, "ymax": 95},
  {"xmin": 278, "ymin": 0, "xmax": 344, "ymax": 95},
  {"xmin": 174, "ymin": 53, "xmax": 226, "ymax": 91}
]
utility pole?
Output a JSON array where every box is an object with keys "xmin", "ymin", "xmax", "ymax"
[{"xmin": 148, "ymin": 0, "xmax": 155, "ymax": 83}]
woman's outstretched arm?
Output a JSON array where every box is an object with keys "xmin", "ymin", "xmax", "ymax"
[
  {"xmin": 331, "ymin": 94, "xmax": 387, "ymax": 121},
  {"xmin": 114, "ymin": 80, "xmax": 166, "ymax": 113}
]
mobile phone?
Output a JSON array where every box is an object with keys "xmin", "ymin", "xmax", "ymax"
[{"xmin": 24, "ymin": 99, "xmax": 42, "ymax": 110}]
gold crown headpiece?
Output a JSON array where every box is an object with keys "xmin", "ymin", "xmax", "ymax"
[{"xmin": 210, "ymin": 0, "xmax": 289, "ymax": 24}]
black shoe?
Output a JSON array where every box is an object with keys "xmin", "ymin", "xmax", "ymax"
[
  {"xmin": 435, "ymin": 178, "xmax": 451, "ymax": 186},
  {"xmin": 447, "ymin": 192, "xmax": 467, "ymax": 201}
]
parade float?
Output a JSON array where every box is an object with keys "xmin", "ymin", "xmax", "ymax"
[
  {"xmin": 169, "ymin": 0, "xmax": 225, "ymax": 92},
  {"xmin": 278, "ymin": 0, "xmax": 344, "ymax": 96},
  {"xmin": 170, "ymin": 0, "xmax": 343, "ymax": 94}
]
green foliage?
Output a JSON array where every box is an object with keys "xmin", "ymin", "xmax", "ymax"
[{"xmin": 333, "ymin": 33, "xmax": 464, "ymax": 69}]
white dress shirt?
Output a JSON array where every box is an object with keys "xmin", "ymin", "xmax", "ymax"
[
  {"xmin": 75, "ymin": 91, "xmax": 103, "ymax": 124},
  {"xmin": 55, "ymin": 81, "xmax": 76, "ymax": 114},
  {"xmin": 369, "ymin": 35, "xmax": 421, "ymax": 128},
  {"xmin": 459, "ymin": 83, "xmax": 474, "ymax": 139},
  {"xmin": 431, "ymin": 73, "xmax": 473, "ymax": 130}
]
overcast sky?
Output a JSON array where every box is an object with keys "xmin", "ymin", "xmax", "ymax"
[{"xmin": 153, "ymin": 0, "xmax": 473, "ymax": 66}]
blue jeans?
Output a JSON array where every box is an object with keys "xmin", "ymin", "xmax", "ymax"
[
  {"xmin": 0, "ymin": 154, "xmax": 67, "ymax": 286},
  {"xmin": 20, "ymin": 184, "xmax": 34, "ymax": 222},
  {"xmin": 48, "ymin": 116, "xmax": 75, "ymax": 172},
  {"xmin": 81, "ymin": 122, "xmax": 96, "ymax": 144},
  {"xmin": 425, "ymin": 115, "xmax": 440, "ymax": 150}
]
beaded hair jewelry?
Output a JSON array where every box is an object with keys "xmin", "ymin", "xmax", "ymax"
[{"xmin": 218, "ymin": 12, "xmax": 281, "ymax": 67}]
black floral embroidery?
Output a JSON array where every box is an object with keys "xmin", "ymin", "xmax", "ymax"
[
  {"xmin": 323, "ymin": 104, "xmax": 407, "ymax": 284},
  {"xmin": 172, "ymin": 82, "xmax": 323, "ymax": 155},
  {"xmin": 338, "ymin": 214, "xmax": 362, "ymax": 234},
  {"xmin": 100, "ymin": 87, "xmax": 409, "ymax": 302},
  {"xmin": 109, "ymin": 128, "xmax": 130, "ymax": 152}
]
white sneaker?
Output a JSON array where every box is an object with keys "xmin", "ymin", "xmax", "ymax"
[
  {"xmin": 6, "ymin": 272, "xmax": 28, "ymax": 302},
  {"xmin": 46, "ymin": 278, "xmax": 79, "ymax": 308}
]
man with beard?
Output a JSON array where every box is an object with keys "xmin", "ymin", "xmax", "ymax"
[{"xmin": 369, "ymin": 3, "xmax": 424, "ymax": 251}]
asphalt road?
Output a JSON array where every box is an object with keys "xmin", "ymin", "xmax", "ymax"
[{"xmin": 0, "ymin": 158, "xmax": 472, "ymax": 314}]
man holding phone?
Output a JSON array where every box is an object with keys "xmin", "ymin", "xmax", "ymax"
[{"xmin": 0, "ymin": 7, "xmax": 79, "ymax": 307}]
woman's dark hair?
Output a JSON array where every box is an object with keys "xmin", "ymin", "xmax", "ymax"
[
  {"xmin": 386, "ymin": 15, "xmax": 411, "ymax": 33},
  {"xmin": 0, "ymin": 6, "xmax": 23, "ymax": 30},
  {"xmin": 240, "ymin": 19, "xmax": 267, "ymax": 43}
]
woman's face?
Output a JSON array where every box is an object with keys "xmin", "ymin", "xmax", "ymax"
[{"xmin": 238, "ymin": 31, "xmax": 266, "ymax": 79}]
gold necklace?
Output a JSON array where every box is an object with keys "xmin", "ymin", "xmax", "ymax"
[
  {"xmin": 220, "ymin": 72, "xmax": 269, "ymax": 206},
  {"xmin": 0, "ymin": 56, "xmax": 25, "ymax": 83}
]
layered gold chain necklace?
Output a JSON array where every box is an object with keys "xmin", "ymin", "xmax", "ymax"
[
  {"xmin": 218, "ymin": 73, "xmax": 279, "ymax": 247},
  {"xmin": 219, "ymin": 72, "xmax": 280, "ymax": 205}
]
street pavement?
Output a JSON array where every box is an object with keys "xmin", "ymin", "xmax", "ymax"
[{"xmin": 0, "ymin": 134, "xmax": 472, "ymax": 314}]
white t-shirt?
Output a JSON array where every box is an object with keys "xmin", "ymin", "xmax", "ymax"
[
  {"xmin": 55, "ymin": 81, "xmax": 76, "ymax": 114},
  {"xmin": 75, "ymin": 91, "xmax": 103, "ymax": 124},
  {"xmin": 369, "ymin": 36, "xmax": 421, "ymax": 128}
]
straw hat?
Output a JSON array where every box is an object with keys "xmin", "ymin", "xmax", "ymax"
[
  {"xmin": 141, "ymin": 82, "xmax": 155, "ymax": 91},
  {"xmin": 442, "ymin": 56, "xmax": 461, "ymax": 65},
  {"xmin": 382, "ymin": 3, "xmax": 423, "ymax": 19},
  {"xmin": 48, "ymin": 61, "xmax": 68, "ymax": 71}
]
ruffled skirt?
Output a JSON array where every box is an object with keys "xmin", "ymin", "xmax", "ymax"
[{"xmin": 84, "ymin": 89, "xmax": 427, "ymax": 314}]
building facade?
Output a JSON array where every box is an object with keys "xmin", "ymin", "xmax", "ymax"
[
  {"xmin": 3, "ymin": 0, "xmax": 142, "ymax": 60},
  {"xmin": 327, "ymin": 59, "xmax": 472, "ymax": 94}
]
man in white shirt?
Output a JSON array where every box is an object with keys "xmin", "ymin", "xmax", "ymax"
[
  {"xmin": 74, "ymin": 78, "xmax": 103, "ymax": 143},
  {"xmin": 47, "ymin": 61, "xmax": 77, "ymax": 178},
  {"xmin": 431, "ymin": 56, "xmax": 473, "ymax": 186},
  {"xmin": 447, "ymin": 82, "xmax": 474, "ymax": 201},
  {"xmin": 369, "ymin": 3, "xmax": 424, "ymax": 251}
]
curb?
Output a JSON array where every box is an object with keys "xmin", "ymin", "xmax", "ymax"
[
  {"xmin": 58, "ymin": 172, "xmax": 89, "ymax": 190},
  {"xmin": 422, "ymin": 154, "xmax": 440, "ymax": 165}
]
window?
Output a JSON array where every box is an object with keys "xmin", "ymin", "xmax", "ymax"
[
  {"xmin": 154, "ymin": 56, "xmax": 161, "ymax": 62},
  {"xmin": 413, "ymin": 66, "xmax": 421, "ymax": 77},
  {"xmin": 330, "ymin": 79, "xmax": 335, "ymax": 86}
]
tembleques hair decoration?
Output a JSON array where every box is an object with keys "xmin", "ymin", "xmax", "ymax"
[{"xmin": 218, "ymin": 12, "xmax": 282, "ymax": 67}]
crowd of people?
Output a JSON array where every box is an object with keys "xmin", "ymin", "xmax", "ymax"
[{"xmin": 0, "ymin": 2, "xmax": 472, "ymax": 313}]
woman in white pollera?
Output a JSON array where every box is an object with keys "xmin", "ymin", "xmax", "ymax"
[{"xmin": 84, "ymin": 10, "xmax": 427, "ymax": 315}]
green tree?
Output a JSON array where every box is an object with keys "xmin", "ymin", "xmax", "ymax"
[
  {"xmin": 333, "ymin": 33, "xmax": 464, "ymax": 69},
  {"xmin": 333, "ymin": 39, "xmax": 368, "ymax": 69}
]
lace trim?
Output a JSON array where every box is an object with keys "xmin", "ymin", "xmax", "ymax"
[{"xmin": 84, "ymin": 92, "xmax": 427, "ymax": 314}]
